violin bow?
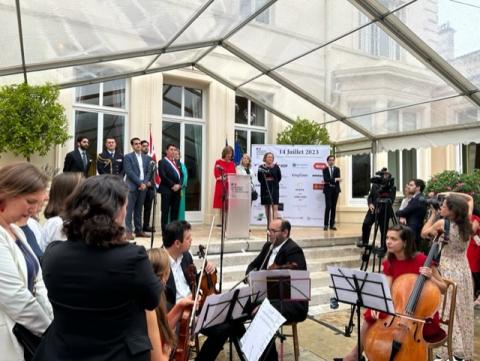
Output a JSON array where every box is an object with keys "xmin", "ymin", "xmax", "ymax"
[{"xmin": 188, "ymin": 217, "xmax": 215, "ymax": 337}]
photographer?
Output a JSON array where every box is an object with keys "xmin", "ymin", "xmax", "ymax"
[
  {"xmin": 359, "ymin": 168, "xmax": 396, "ymax": 250},
  {"xmin": 395, "ymin": 179, "xmax": 428, "ymax": 253}
]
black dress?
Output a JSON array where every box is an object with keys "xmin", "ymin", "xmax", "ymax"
[{"xmin": 258, "ymin": 164, "xmax": 281, "ymax": 205}]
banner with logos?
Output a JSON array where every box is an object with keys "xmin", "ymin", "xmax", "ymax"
[{"xmin": 250, "ymin": 145, "xmax": 330, "ymax": 227}]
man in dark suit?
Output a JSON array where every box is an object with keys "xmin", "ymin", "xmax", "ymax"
[
  {"xmin": 63, "ymin": 136, "xmax": 92, "ymax": 177},
  {"xmin": 124, "ymin": 137, "xmax": 152, "ymax": 240},
  {"xmin": 158, "ymin": 144, "xmax": 183, "ymax": 235},
  {"xmin": 163, "ymin": 221, "xmax": 219, "ymax": 361},
  {"xmin": 96, "ymin": 137, "xmax": 124, "ymax": 176},
  {"xmin": 141, "ymin": 140, "xmax": 155, "ymax": 232},
  {"xmin": 396, "ymin": 178, "xmax": 428, "ymax": 252},
  {"xmin": 322, "ymin": 155, "xmax": 341, "ymax": 230}
]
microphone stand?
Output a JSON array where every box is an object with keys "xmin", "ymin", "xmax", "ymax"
[
  {"xmin": 149, "ymin": 161, "xmax": 157, "ymax": 250},
  {"xmin": 219, "ymin": 166, "xmax": 228, "ymax": 293}
]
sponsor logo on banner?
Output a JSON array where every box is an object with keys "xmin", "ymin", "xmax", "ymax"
[
  {"xmin": 292, "ymin": 173, "xmax": 308, "ymax": 178},
  {"xmin": 313, "ymin": 183, "xmax": 324, "ymax": 190},
  {"xmin": 314, "ymin": 162, "xmax": 327, "ymax": 170}
]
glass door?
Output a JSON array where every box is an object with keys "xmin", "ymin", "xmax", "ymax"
[{"xmin": 162, "ymin": 120, "xmax": 204, "ymax": 222}]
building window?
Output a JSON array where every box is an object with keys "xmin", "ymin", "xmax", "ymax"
[
  {"xmin": 456, "ymin": 108, "xmax": 479, "ymax": 124},
  {"xmin": 388, "ymin": 149, "xmax": 417, "ymax": 191},
  {"xmin": 162, "ymin": 84, "xmax": 205, "ymax": 216},
  {"xmin": 73, "ymin": 79, "xmax": 127, "ymax": 176},
  {"xmin": 235, "ymin": 95, "xmax": 267, "ymax": 155},
  {"xmin": 461, "ymin": 143, "xmax": 480, "ymax": 173},
  {"xmin": 240, "ymin": 0, "xmax": 271, "ymax": 24},
  {"xmin": 386, "ymin": 106, "xmax": 418, "ymax": 133},
  {"xmin": 352, "ymin": 154, "xmax": 371, "ymax": 199}
]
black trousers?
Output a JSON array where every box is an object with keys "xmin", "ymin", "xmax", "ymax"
[
  {"xmin": 160, "ymin": 191, "xmax": 180, "ymax": 234},
  {"xmin": 362, "ymin": 204, "xmax": 391, "ymax": 247},
  {"xmin": 324, "ymin": 188, "xmax": 339, "ymax": 227},
  {"xmin": 143, "ymin": 187, "xmax": 155, "ymax": 231}
]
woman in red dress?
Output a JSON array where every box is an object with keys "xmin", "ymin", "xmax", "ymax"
[
  {"xmin": 336, "ymin": 225, "xmax": 445, "ymax": 361},
  {"xmin": 213, "ymin": 146, "xmax": 236, "ymax": 210},
  {"xmin": 466, "ymin": 211, "xmax": 480, "ymax": 306}
]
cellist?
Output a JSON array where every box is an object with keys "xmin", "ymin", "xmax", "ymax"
[
  {"xmin": 162, "ymin": 220, "xmax": 218, "ymax": 361},
  {"xmin": 335, "ymin": 225, "xmax": 445, "ymax": 361}
]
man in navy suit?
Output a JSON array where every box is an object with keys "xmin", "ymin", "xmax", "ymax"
[
  {"xmin": 96, "ymin": 137, "xmax": 124, "ymax": 176},
  {"xmin": 141, "ymin": 140, "xmax": 155, "ymax": 232},
  {"xmin": 396, "ymin": 178, "xmax": 428, "ymax": 252},
  {"xmin": 158, "ymin": 144, "xmax": 183, "ymax": 235},
  {"xmin": 63, "ymin": 136, "xmax": 92, "ymax": 177},
  {"xmin": 124, "ymin": 137, "xmax": 152, "ymax": 240},
  {"xmin": 322, "ymin": 155, "xmax": 341, "ymax": 230}
]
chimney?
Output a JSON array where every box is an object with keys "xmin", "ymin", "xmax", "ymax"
[{"xmin": 438, "ymin": 22, "xmax": 455, "ymax": 61}]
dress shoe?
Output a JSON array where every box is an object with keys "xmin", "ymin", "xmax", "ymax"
[
  {"xmin": 126, "ymin": 232, "xmax": 135, "ymax": 241},
  {"xmin": 356, "ymin": 240, "xmax": 369, "ymax": 248},
  {"xmin": 135, "ymin": 231, "xmax": 149, "ymax": 238},
  {"xmin": 143, "ymin": 226, "xmax": 153, "ymax": 232},
  {"xmin": 324, "ymin": 226, "xmax": 328, "ymax": 231},
  {"xmin": 330, "ymin": 226, "xmax": 337, "ymax": 231}
]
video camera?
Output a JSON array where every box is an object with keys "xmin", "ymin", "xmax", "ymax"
[
  {"xmin": 370, "ymin": 168, "xmax": 395, "ymax": 195},
  {"xmin": 426, "ymin": 194, "xmax": 446, "ymax": 210}
]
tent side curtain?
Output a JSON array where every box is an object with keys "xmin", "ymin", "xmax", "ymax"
[{"xmin": 335, "ymin": 140, "xmax": 372, "ymax": 156}]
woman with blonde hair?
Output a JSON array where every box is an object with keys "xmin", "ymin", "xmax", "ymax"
[
  {"xmin": 0, "ymin": 162, "xmax": 53, "ymax": 361},
  {"xmin": 146, "ymin": 248, "xmax": 193, "ymax": 361}
]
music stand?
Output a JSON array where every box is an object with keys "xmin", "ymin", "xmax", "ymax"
[
  {"xmin": 194, "ymin": 287, "xmax": 256, "ymax": 361},
  {"xmin": 328, "ymin": 266, "xmax": 395, "ymax": 361}
]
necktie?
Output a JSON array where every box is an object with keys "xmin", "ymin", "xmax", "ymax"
[
  {"xmin": 330, "ymin": 167, "xmax": 333, "ymax": 178},
  {"xmin": 82, "ymin": 152, "xmax": 88, "ymax": 169}
]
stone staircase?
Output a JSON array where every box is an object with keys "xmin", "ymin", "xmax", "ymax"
[{"xmin": 191, "ymin": 234, "xmax": 363, "ymax": 316}]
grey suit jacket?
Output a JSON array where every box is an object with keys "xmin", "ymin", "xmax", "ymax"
[{"xmin": 124, "ymin": 152, "xmax": 153, "ymax": 191}]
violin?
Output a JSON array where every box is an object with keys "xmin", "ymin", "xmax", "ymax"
[
  {"xmin": 172, "ymin": 264, "xmax": 196, "ymax": 361},
  {"xmin": 363, "ymin": 232, "xmax": 446, "ymax": 361},
  {"xmin": 197, "ymin": 244, "xmax": 219, "ymax": 299}
]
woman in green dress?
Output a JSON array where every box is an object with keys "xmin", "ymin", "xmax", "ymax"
[{"xmin": 175, "ymin": 149, "xmax": 188, "ymax": 221}]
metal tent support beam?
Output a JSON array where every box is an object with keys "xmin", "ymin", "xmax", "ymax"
[
  {"xmin": 14, "ymin": 0, "xmax": 27, "ymax": 83},
  {"xmin": 221, "ymin": 41, "xmax": 375, "ymax": 139}
]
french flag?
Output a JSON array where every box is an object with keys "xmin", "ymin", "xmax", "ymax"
[{"xmin": 149, "ymin": 131, "xmax": 161, "ymax": 188}]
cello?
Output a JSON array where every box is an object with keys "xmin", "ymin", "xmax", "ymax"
[{"xmin": 363, "ymin": 232, "xmax": 445, "ymax": 361}]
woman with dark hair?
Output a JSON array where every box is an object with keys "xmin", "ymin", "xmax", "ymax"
[
  {"xmin": 422, "ymin": 193, "xmax": 474, "ymax": 361},
  {"xmin": 40, "ymin": 172, "xmax": 84, "ymax": 251},
  {"xmin": 146, "ymin": 248, "xmax": 193, "ymax": 361},
  {"xmin": 33, "ymin": 175, "xmax": 162, "ymax": 361},
  {"xmin": 0, "ymin": 162, "xmax": 53, "ymax": 361},
  {"xmin": 258, "ymin": 152, "xmax": 281, "ymax": 227},
  {"xmin": 337, "ymin": 225, "xmax": 445, "ymax": 361},
  {"xmin": 213, "ymin": 145, "xmax": 236, "ymax": 211}
]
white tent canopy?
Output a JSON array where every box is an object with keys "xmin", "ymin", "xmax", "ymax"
[{"xmin": 1, "ymin": 0, "xmax": 479, "ymax": 152}]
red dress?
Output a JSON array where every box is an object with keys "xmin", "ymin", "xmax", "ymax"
[
  {"xmin": 466, "ymin": 214, "xmax": 480, "ymax": 273},
  {"xmin": 213, "ymin": 159, "xmax": 236, "ymax": 209},
  {"xmin": 364, "ymin": 253, "xmax": 428, "ymax": 324}
]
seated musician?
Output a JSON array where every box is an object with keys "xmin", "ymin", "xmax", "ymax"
[
  {"xmin": 162, "ymin": 220, "xmax": 220, "ymax": 361},
  {"xmin": 336, "ymin": 225, "xmax": 446, "ymax": 361},
  {"xmin": 146, "ymin": 247, "xmax": 193, "ymax": 361},
  {"xmin": 245, "ymin": 218, "xmax": 308, "ymax": 360}
]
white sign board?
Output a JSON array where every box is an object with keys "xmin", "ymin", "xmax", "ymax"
[{"xmin": 251, "ymin": 145, "xmax": 330, "ymax": 227}]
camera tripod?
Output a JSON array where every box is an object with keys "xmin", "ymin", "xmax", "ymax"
[{"xmin": 344, "ymin": 197, "xmax": 397, "ymax": 337}]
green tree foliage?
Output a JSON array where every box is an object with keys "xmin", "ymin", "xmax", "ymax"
[
  {"xmin": 0, "ymin": 83, "xmax": 70, "ymax": 161},
  {"xmin": 276, "ymin": 117, "xmax": 330, "ymax": 145}
]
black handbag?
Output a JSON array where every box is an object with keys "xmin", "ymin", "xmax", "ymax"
[
  {"xmin": 12, "ymin": 323, "xmax": 42, "ymax": 361},
  {"xmin": 251, "ymin": 189, "xmax": 258, "ymax": 201}
]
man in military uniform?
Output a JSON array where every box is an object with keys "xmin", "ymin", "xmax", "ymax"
[{"xmin": 97, "ymin": 137, "xmax": 124, "ymax": 177}]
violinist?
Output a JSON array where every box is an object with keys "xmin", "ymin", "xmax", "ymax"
[
  {"xmin": 162, "ymin": 221, "xmax": 219, "ymax": 361},
  {"xmin": 245, "ymin": 218, "xmax": 308, "ymax": 360},
  {"xmin": 336, "ymin": 225, "xmax": 445, "ymax": 361},
  {"xmin": 421, "ymin": 193, "xmax": 474, "ymax": 361}
]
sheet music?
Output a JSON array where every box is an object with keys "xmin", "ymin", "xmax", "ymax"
[
  {"xmin": 194, "ymin": 286, "xmax": 252, "ymax": 334},
  {"xmin": 249, "ymin": 269, "xmax": 310, "ymax": 302},
  {"xmin": 240, "ymin": 298, "xmax": 286, "ymax": 361}
]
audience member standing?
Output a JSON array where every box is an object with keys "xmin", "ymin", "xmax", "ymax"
[
  {"xmin": 322, "ymin": 155, "xmax": 341, "ymax": 231},
  {"xmin": 33, "ymin": 175, "xmax": 161, "ymax": 361},
  {"xmin": 175, "ymin": 149, "xmax": 188, "ymax": 221},
  {"xmin": 141, "ymin": 140, "xmax": 156, "ymax": 232},
  {"xmin": 236, "ymin": 153, "xmax": 255, "ymax": 203},
  {"xmin": 41, "ymin": 173, "xmax": 84, "ymax": 251},
  {"xmin": 422, "ymin": 193, "xmax": 474, "ymax": 361},
  {"xmin": 466, "ymin": 210, "xmax": 480, "ymax": 307},
  {"xmin": 158, "ymin": 144, "xmax": 183, "ymax": 235},
  {"xmin": 395, "ymin": 179, "xmax": 428, "ymax": 253},
  {"xmin": 124, "ymin": 137, "xmax": 152, "ymax": 240},
  {"xmin": 63, "ymin": 136, "xmax": 92, "ymax": 177},
  {"xmin": 213, "ymin": 146, "xmax": 236, "ymax": 225},
  {"xmin": 96, "ymin": 137, "xmax": 124, "ymax": 176},
  {"xmin": 0, "ymin": 163, "xmax": 53, "ymax": 361},
  {"xmin": 258, "ymin": 152, "xmax": 281, "ymax": 228}
]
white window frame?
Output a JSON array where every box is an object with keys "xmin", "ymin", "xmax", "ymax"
[
  {"xmin": 388, "ymin": 149, "xmax": 420, "ymax": 194},
  {"xmin": 348, "ymin": 153, "xmax": 372, "ymax": 206},
  {"xmin": 235, "ymin": 96, "xmax": 267, "ymax": 153}
]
